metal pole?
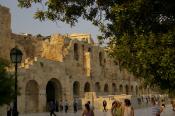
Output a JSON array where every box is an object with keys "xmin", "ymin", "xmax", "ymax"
[{"xmin": 13, "ymin": 63, "xmax": 18, "ymax": 116}]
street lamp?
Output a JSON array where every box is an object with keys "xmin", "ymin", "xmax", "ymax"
[{"xmin": 10, "ymin": 47, "xmax": 23, "ymax": 116}]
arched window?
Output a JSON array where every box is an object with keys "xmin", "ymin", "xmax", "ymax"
[
  {"xmin": 119, "ymin": 85, "xmax": 123, "ymax": 93},
  {"xmin": 95, "ymin": 82, "xmax": 101, "ymax": 92},
  {"xmin": 125, "ymin": 85, "xmax": 129, "ymax": 95},
  {"xmin": 136, "ymin": 86, "xmax": 138, "ymax": 95},
  {"xmin": 112, "ymin": 83, "xmax": 117, "ymax": 93},
  {"xmin": 99, "ymin": 52, "xmax": 103, "ymax": 66},
  {"xmin": 74, "ymin": 43, "xmax": 79, "ymax": 60},
  {"xmin": 104, "ymin": 84, "xmax": 109, "ymax": 92},
  {"xmin": 131, "ymin": 85, "xmax": 134, "ymax": 93},
  {"xmin": 84, "ymin": 82, "xmax": 91, "ymax": 92}
]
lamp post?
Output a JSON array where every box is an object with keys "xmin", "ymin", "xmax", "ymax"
[{"xmin": 10, "ymin": 47, "xmax": 23, "ymax": 116}]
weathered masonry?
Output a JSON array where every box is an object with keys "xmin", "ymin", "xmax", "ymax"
[{"xmin": 0, "ymin": 4, "xmax": 150, "ymax": 113}]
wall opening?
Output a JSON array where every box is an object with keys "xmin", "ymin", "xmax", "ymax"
[
  {"xmin": 46, "ymin": 78, "xmax": 62, "ymax": 111},
  {"xmin": 84, "ymin": 82, "xmax": 91, "ymax": 92},
  {"xmin": 74, "ymin": 43, "xmax": 79, "ymax": 61},
  {"xmin": 104, "ymin": 84, "xmax": 109, "ymax": 92},
  {"xmin": 119, "ymin": 85, "xmax": 123, "ymax": 93},
  {"xmin": 95, "ymin": 82, "xmax": 101, "ymax": 92},
  {"xmin": 73, "ymin": 81, "xmax": 80, "ymax": 98},
  {"xmin": 112, "ymin": 83, "xmax": 117, "ymax": 93}
]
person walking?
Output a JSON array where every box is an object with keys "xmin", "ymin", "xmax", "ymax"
[
  {"xmin": 82, "ymin": 103, "xmax": 94, "ymax": 116},
  {"xmin": 59, "ymin": 100, "xmax": 63, "ymax": 112},
  {"xmin": 103, "ymin": 100, "xmax": 107, "ymax": 112},
  {"xmin": 151, "ymin": 98, "xmax": 162, "ymax": 116},
  {"xmin": 7, "ymin": 104, "xmax": 12, "ymax": 116},
  {"xmin": 49, "ymin": 101, "xmax": 56, "ymax": 116},
  {"xmin": 64, "ymin": 100, "xmax": 68, "ymax": 113},
  {"xmin": 111, "ymin": 101, "xmax": 122, "ymax": 116},
  {"xmin": 123, "ymin": 99, "xmax": 134, "ymax": 116},
  {"xmin": 73, "ymin": 99, "xmax": 78, "ymax": 113}
]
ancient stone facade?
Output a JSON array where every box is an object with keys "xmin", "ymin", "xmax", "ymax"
[{"xmin": 0, "ymin": 5, "xmax": 150, "ymax": 113}]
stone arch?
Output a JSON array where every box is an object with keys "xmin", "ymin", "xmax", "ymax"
[
  {"xmin": 112, "ymin": 83, "xmax": 117, "ymax": 93},
  {"xmin": 119, "ymin": 85, "xmax": 123, "ymax": 93},
  {"xmin": 84, "ymin": 82, "xmax": 91, "ymax": 92},
  {"xmin": 104, "ymin": 83, "xmax": 109, "ymax": 92},
  {"xmin": 99, "ymin": 52, "xmax": 103, "ymax": 66},
  {"xmin": 95, "ymin": 82, "xmax": 101, "ymax": 92},
  {"xmin": 46, "ymin": 78, "xmax": 62, "ymax": 103},
  {"xmin": 74, "ymin": 43, "xmax": 79, "ymax": 60},
  {"xmin": 25, "ymin": 80, "xmax": 39, "ymax": 113},
  {"xmin": 125, "ymin": 85, "xmax": 129, "ymax": 94},
  {"xmin": 73, "ymin": 81, "xmax": 80, "ymax": 98}
]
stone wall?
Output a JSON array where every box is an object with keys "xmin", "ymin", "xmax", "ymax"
[
  {"xmin": 0, "ymin": 4, "xmax": 150, "ymax": 114},
  {"xmin": 0, "ymin": 5, "xmax": 14, "ymax": 60}
]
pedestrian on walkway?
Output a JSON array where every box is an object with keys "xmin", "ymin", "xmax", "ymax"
[
  {"xmin": 111, "ymin": 101, "xmax": 122, "ymax": 116},
  {"xmin": 49, "ymin": 101, "xmax": 56, "ymax": 116},
  {"xmin": 73, "ymin": 99, "xmax": 78, "ymax": 113},
  {"xmin": 59, "ymin": 100, "xmax": 63, "ymax": 112},
  {"xmin": 64, "ymin": 100, "xmax": 68, "ymax": 113},
  {"xmin": 87, "ymin": 101, "xmax": 94, "ymax": 111},
  {"xmin": 151, "ymin": 98, "xmax": 162, "ymax": 116},
  {"xmin": 7, "ymin": 104, "xmax": 12, "ymax": 116},
  {"xmin": 123, "ymin": 99, "xmax": 134, "ymax": 116},
  {"xmin": 82, "ymin": 103, "xmax": 94, "ymax": 116},
  {"xmin": 103, "ymin": 100, "xmax": 107, "ymax": 112}
]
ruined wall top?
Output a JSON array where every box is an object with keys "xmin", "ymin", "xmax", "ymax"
[{"xmin": 68, "ymin": 33, "xmax": 94, "ymax": 44}]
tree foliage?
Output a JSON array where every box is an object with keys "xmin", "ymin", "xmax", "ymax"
[
  {"xmin": 0, "ymin": 58, "xmax": 14, "ymax": 106},
  {"xmin": 18, "ymin": 0, "xmax": 175, "ymax": 92}
]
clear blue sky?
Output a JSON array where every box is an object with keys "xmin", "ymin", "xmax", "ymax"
[{"xmin": 0, "ymin": 0, "xmax": 100, "ymax": 42}]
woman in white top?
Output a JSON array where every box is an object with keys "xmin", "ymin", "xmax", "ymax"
[{"xmin": 123, "ymin": 99, "xmax": 134, "ymax": 116}]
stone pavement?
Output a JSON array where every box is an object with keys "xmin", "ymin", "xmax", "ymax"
[{"xmin": 20, "ymin": 105, "xmax": 175, "ymax": 116}]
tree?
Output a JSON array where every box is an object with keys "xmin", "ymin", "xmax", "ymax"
[
  {"xmin": 18, "ymin": 0, "xmax": 175, "ymax": 92},
  {"xmin": 0, "ymin": 58, "xmax": 14, "ymax": 106}
]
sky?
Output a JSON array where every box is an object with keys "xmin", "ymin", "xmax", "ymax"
[{"xmin": 0, "ymin": 0, "xmax": 101, "ymax": 42}]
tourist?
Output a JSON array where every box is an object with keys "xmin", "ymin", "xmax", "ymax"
[
  {"xmin": 7, "ymin": 104, "xmax": 12, "ymax": 116},
  {"xmin": 103, "ymin": 100, "xmax": 107, "ymax": 112},
  {"xmin": 171, "ymin": 100, "xmax": 175, "ymax": 111},
  {"xmin": 151, "ymin": 98, "xmax": 162, "ymax": 116},
  {"xmin": 49, "ymin": 101, "xmax": 56, "ymax": 116},
  {"xmin": 123, "ymin": 99, "xmax": 134, "ymax": 116},
  {"xmin": 73, "ymin": 99, "xmax": 78, "ymax": 113},
  {"xmin": 87, "ymin": 101, "xmax": 94, "ymax": 111},
  {"xmin": 82, "ymin": 103, "xmax": 94, "ymax": 116},
  {"xmin": 111, "ymin": 101, "xmax": 117, "ymax": 116},
  {"xmin": 59, "ymin": 100, "xmax": 63, "ymax": 112},
  {"xmin": 111, "ymin": 101, "xmax": 122, "ymax": 116},
  {"xmin": 64, "ymin": 100, "xmax": 68, "ymax": 113}
]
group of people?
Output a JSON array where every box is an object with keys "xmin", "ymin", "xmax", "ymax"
[
  {"xmin": 111, "ymin": 99, "xmax": 134, "ymax": 116},
  {"xmin": 48, "ymin": 99, "xmax": 77, "ymax": 116},
  {"xmin": 82, "ymin": 99, "xmax": 134, "ymax": 116}
]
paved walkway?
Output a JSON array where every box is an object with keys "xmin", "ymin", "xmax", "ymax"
[{"xmin": 20, "ymin": 105, "xmax": 175, "ymax": 116}]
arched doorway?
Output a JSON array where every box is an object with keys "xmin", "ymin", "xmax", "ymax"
[
  {"xmin": 136, "ymin": 86, "xmax": 138, "ymax": 95},
  {"xmin": 125, "ymin": 85, "xmax": 129, "ymax": 94},
  {"xmin": 46, "ymin": 78, "xmax": 62, "ymax": 105},
  {"xmin": 73, "ymin": 81, "xmax": 80, "ymax": 98},
  {"xmin": 104, "ymin": 84, "xmax": 109, "ymax": 93},
  {"xmin": 119, "ymin": 85, "xmax": 123, "ymax": 93},
  {"xmin": 112, "ymin": 83, "xmax": 117, "ymax": 94},
  {"xmin": 95, "ymin": 82, "xmax": 101, "ymax": 92},
  {"xmin": 25, "ymin": 80, "xmax": 39, "ymax": 112},
  {"xmin": 84, "ymin": 82, "xmax": 91, "ymax": 92}
]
